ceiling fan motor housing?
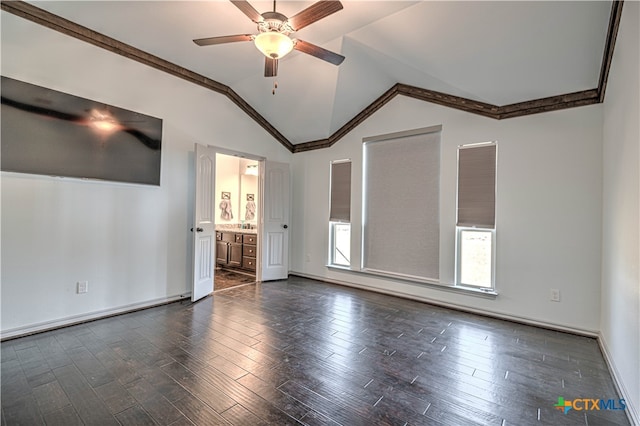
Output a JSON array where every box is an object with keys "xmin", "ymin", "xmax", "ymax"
[{"xmin": 258, "ymin": 11, "xmax": 293, "ymax": 35}]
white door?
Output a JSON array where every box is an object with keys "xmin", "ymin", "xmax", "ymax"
[
  {"xmin": 261, "ymin": 161, "xmax": 290, "ymax": 281},
  {"xmin": 191, "ymin": 143, "xmax": 216, "ymax": 302}
]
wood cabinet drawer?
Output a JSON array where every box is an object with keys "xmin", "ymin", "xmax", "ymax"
[
  {"xmin": 243, "ymin": 244, "xmax": 257, "ymax": 258},
  {"xmin": 216, "ymin": 232, "xmax": 223, "ymax": 241},
  {"xmin": 242, "ymin": 256, "xmax": 256, "ymax": 271},
  {"xmin": 235, "ymin": 234, "xmax": 243, "ymax": 243},
  {"xmin": 243, "ymin": 234, "xmax": 257, "ymax": 244},
  {"xmin": 220, "ymin": 232, "xmax": 235, "ymax": 243}
]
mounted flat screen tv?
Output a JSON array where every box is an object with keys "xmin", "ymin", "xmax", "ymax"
[{"xmin": 1, "ymin": 76, "xmax": 162, "ymax": 186}]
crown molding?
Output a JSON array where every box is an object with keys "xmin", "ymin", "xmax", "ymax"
[
  {"xmin": 1, "ymin": 0, "xmax": 623, "ymax": 154},
  {"xmin": 598, "ymin": 0, "xmax": 624, "ymax": 103},
  {"xmin": 0, "ymin": 0, "xmax": 296, "ymax": 152}
]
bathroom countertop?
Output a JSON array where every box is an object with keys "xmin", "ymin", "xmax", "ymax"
[{"xmin": 215, "ymin": 226, "xmax": 258, "ymax": 234}]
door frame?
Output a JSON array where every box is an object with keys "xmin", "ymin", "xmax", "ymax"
[{"xmin": 208, "ymin": 146, "xmax": 265, "ymax": 283}]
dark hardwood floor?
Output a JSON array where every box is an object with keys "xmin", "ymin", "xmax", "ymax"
[{"xmin": 1, "ymin": 276, "xmax": 629, "ymax": 425}]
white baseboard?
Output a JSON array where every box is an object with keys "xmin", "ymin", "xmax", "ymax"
[
  {"xmin": 290, "ymin": 271, "xmax": 599, "ymax": 337},
  {"xmin": 598, "ymin": 333, "xmax": 639, "ymax": 426},
  {"xmin": 1, "ymin": 293, "xmax": 190, "ymax": 340}
]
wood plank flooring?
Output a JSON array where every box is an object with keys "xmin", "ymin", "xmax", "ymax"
[{"xmin": 1, "ymin": 276, "xmax": 630, "ymax": 425}]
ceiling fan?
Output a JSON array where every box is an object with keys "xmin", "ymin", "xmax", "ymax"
[{"xmin": 193, "ymin": 0, "xmax": 345, "ymax": 77}]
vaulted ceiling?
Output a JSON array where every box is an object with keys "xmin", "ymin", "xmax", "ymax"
[{"xmin": 2, "ymin": 1, "xmax": 620, "ymax": 152}]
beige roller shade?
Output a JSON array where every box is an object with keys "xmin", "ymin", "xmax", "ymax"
[
  {"xmin": 329, "ymin": 160, "xmax": 351, "ymax": 222},
  {"xmin": 457, "ymin": 144, "xmax": 496, "ymax": 228},
  {"xmin": 362, "ymin": 127, "xmax": 441, "ymax": 281}
]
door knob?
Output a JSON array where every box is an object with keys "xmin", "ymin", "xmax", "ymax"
[
  {"xmin": 283, "ymin": 224, "xmax": 288, "ymax": 229},
  {"xmin": 196, "ymin": 227, "xmax": 204, "ymax": 232}
]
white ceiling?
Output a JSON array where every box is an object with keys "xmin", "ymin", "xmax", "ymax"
[{"xmin": 29, "ymin": 1, "xmax": 612, "ymax": 144}]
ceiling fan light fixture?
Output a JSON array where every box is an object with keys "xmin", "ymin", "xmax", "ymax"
[{"xmin": 254, "ymin": 31, "xmax": 294, "ymax": 59}]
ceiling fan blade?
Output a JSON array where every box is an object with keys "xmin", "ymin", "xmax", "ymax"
[
  {"xmin": 193, "ymin": 34, "xmax": 253, "ymax": 46},
  {"xmin": 230, "ymin": 0, "xmax": 263, "ymax": 23},
  {"xmin": 264, "ymin": 57, "xmax": 278, "ymax": 77},
  {"xmin": 294, "ymin": 39, "xmax": 345, "ymax": 65},
  {"xmin": 288, "ymin": 0, "xmax": 343, "ymax": 31}
]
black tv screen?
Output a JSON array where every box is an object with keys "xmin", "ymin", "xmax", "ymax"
[{"xmin": 1, "ymin": 76, "xmax": 162, "ymax": 186}]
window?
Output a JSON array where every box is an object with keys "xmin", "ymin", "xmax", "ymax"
[
  {"xmin": 362, "ymin": 126, "xmax": 441, "ymax": 282},
  {"xmin": 456, "ymin": 142, "xmax": 497, "ymax": 289},
  {"xmin": 329, "ymin": 160, "xmax": 351, "ymax": 267},
  {"xmin": 330, "ymin": 222, "xmax": 351, "ymax": 266},
  {"xmin": 457, "ymin": 228, "xmax": 494, "ymax": 287}
]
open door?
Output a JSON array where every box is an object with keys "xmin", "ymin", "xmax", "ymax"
[
  {"xmin": 191, "ymin": 143, "xmax": 216, "ymax": 302},
  {"xmin": 261, "ymin": 161, "xmax": 290, "ymax": 281}
]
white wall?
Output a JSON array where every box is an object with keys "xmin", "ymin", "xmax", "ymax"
[
  {"xmin": 1, "ymin": 9, "xmax": 635, "ymax": 419},
  {"xmin": 214, "ymin": 156, "xmax": 260, "ymax": 226},
  {"xmin": 601, "ymin": 1, "xmax": 640, "ymax": 423},
  {"xmin": 215, "ymin": 154, "xmax": 241, "ymax": 224},
  {"xmin": 0, "ymin": 12, "xmax": 292, "ymax": 336},
  {"xmin": 291, "ymin": 95, "xmax": 604, "ymax": 333},
  {"xmin": 240, "ymin": 160, "xmax": 259, "ymax": 226}
]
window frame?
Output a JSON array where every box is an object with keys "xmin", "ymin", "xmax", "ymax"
[
  {"xmin": 455, "ymin": 141, "xmax": 497, "ymax": 290},
  {"xmin": 328, "ymin": 159, "xmax": 352, "ymax": 268},
  {"xmin": 329, "ymin": 221, "xmax": 351, "ymax": 267}
]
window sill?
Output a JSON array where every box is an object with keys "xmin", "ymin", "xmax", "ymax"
[
  {"xmin": 326, "ymin": 265, "xmax": 498, "ymax": 299},
  {"xmin": 326, "ymin": 264, "xmax": 352, "ymax": 271},
  {"xmin": 448, "ymin": 284, "xmax": 498, "ymax": 298}
]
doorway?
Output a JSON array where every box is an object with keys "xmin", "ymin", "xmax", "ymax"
[
  {"xmin": 213, "ymin": 152, "xmax": 261, "ymax": 291},
  {"xmin": 191, "ymin": 143, "xmax": 290, "ymax": 302}
]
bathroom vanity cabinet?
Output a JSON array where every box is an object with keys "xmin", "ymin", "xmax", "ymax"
[
  {"xmin": 216, "ymin": 231, "xmax": 257, "ymax": 272},
  {"xmin": 242, "ymin": 234, "xmax": 257, "ymax": 271}
]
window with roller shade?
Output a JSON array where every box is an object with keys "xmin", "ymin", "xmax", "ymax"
[
  {"xmin": 456, "ymin": 142, "xmax": 497, "ymax": 289},
  {"xmin": 362, "ymin": 126, "xmax": 441, "ymax": 282},
  {"xmin": 329, "ymin": 160, "xmax": 351, "ymax": 267}
]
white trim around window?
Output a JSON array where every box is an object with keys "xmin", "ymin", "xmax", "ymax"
[{"xmin": 328, "ymin": 159, "xmax": 352, "ymax": 268}]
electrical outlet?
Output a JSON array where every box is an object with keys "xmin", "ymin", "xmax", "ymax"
[
  {"xmin": 77, "ymin": 281, "xmax": 88, "ymax": 294},
  {"xmin": 550, "ymin": 288, "xmax": 560, "ymax": 302}
]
